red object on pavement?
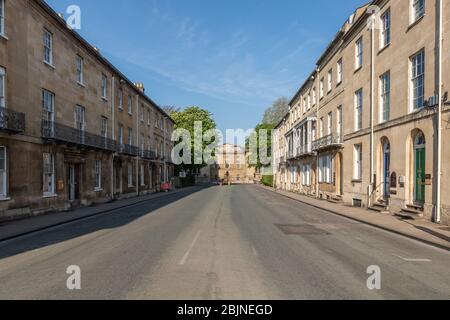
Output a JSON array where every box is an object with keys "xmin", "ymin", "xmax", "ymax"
[{"xmin": 161, "ymin": 183, "xmax": 171, "ymax": 191}]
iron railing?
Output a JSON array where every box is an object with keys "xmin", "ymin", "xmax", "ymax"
[
  {"xmin": 312, "ymin": 133, "xmax": 343, "ymax": 151},
  {"xmin": 297, "ymin": 143, "xmax": 313, "ymax": 156},
  {"xmin": 42, "ymin": 120, "xmax": 116, "ymax": 152},
  {"xmin": 141, "ymin": 149, "xmax": 157, "ymax": 160},
  {"xmin": 0, "ymin": 107, "xmax": 25, "ymax": 133},
  {"xmin": 117, "ymin": 144, "xmax": 139, "ymax": 156}
]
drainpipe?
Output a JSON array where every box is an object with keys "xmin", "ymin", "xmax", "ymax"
[
  {"xmin": 136, "ymin": 94, "xmax": 140, "ymax": 196},
  {"xmin": 111, "ymin": 77, "xmax": 115, "ymax": 200},
  {"xmin": 315, "ymin": 68, "xmax": 320, "ymax": 198},
  {"xmin": 436, "ymin": 0, "xmax": 443, "ymax": 223},
  {"xmin": 369, "ymin": 13, "xmax": 375, "ymax": 208}
]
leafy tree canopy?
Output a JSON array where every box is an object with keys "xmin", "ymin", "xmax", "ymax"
[
  {"xmin": 170, "ymin": 106, "xmax": 217, "ymax": 173},
  {"xmin": 262, "ymin": 97, "xmax": 289, "ymax": 125}
]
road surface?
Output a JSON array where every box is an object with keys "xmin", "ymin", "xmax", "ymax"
[{"xmin": 0, "ymin": 185, "xmax": 449, "ymax": 299}]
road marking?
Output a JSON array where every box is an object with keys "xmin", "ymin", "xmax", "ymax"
[
  {"xmin": 179, "ymin": 231, "xmax": 201, "ymax": 265},
  {"xmin": 393, "ymin": 254, "xmax": 431, "ymax": 262}
]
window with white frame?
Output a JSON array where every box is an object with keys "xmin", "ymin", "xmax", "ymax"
[
  {"xmin": 43, "ymin": 29, "xmax": 53, "ymax": 65},
  {"xmin": 307, "ymin": 93, "xmax": 311, "ymax": 110},
  {"xmin": 318, "ymin": 155, "xmax": 332, "ymax": 184},
  {"xmin": 301, "ymin": 164, "xmax": 311, "ymax": 186},
  {"xmin": 118, "ymin": 124, "xmax": 123, "ymax": 144},
  {"xmin": 118, "ymin": 90, "xmax": 123, "ymax": 110},
  {"xmin": 320, "ymin": 78, "xmax": 324, "ymax": 98},
  {"xmin": 290, "ymin": 167, "xmax": 297, "ymax": 184},
  {"xmin": 319, "ymin": 117, "xmax": 324, "ymax": 138},
  {"xmin": 411, "ymin": 50, "xmax": 425, "ymax": 110},
  {"xmin": 380, "ymin": 71, "xmax": 391, "ymax": 122},
  {"xmin": 128, "ymin": 163, "xmax": 133, "ymax": 187},
  {"xmin": 327, "ymin": 69, "xmax": 333, "ymax": 93},
  {"xmin": 327, "ymin": 112, "xmax": 332, "ymax": 135},
  {"xmin": 128, "ymin": 127, "xmax": 133, "ymax": 145},
  {"xmin": 312, "ymin": 88, "xmax": 316, "ymax": 105},
  {"xmin": 353, "ymin": 144, "xmax": 362, "ymax": 180},
  {"xmin": 140, "ymin": 133, "xmax": 144, "ymax": 156},
  {"xmin": 380, "ymin": 10, "xmax": 391, "ymax": 48},
  {"xmin": 355, "ymin": 37, "xmax": 363, "ymax": 69},
  {"xmin": 94, "ymin": 160, "xmax": 102, "ymax": 190},
  {"xmin": 303, "ymin": 97, "xmax": 307, "ymax": 113},
  {"xmin": 147, "ymin": 109, "xmax": 151, "ymax": 125},
  {"xmin": 100, "ymin": 116, "xmax": 108, "ymax": 138},
  {"xmin": 0, "ymin": 146, "xmax": 7, "ymax": 197},
  {"xmin": 140, "ymin": 104, "xmax": 144, "ymax": 122},
  {"xmin": 74, "ymin": 105, "xmax": 85, "ymax": 132},
  {"xmin": 127, "ymin": 95, "xmax": 132, "ymax": 114},
  {"xmin": 337, "ymin": 59, "xmax": 343, "ymax": 84},
  {"xmin": 0, "ymin": 0, "xmax": 5, "ymax": 37},
  {"xmin": 0, "ymin": 66, "xmax": 5, "ymax": 108},
  {"xmin": 42, "ymin": 89, "xmax": 55, "ymax": 132},
  {"xmin": 412, "ymin": 0, "xmax": 425, "ymax": 23},
  {"xmin": 76, "ymin": 55, "xmax": 84, "ymax": 85},
  {"xmin": 43, "ymin": 153, "xmax": 55, "ymax": 196},
  {"xmin": 101, "ymin": 74, "xmax": 107, "ymax": 99},
  {"xmin": 355, "ymin": 89, "xmax": 363, "ymax": 130}
]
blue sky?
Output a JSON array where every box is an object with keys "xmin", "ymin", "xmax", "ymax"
[{"xmin": 47, "ymin": 0, "xmax": 366, "ymax": 133}]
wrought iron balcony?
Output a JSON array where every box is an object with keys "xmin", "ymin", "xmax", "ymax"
[
  {"xmin": 0, "ymin": 107, "xmax": 25, "ymax": 133},
  {"xmin": 118, "ymin": 144, "xmax": 139, "ymax": 156},
  {"xmin": 42, "ymin": 121, "xmax": 116, "ymax": 152},
  {"xmin": 297, "ymin": 143, "xmax": 313, "ymax": 157},
  {"xmin": 141, "ymin": 149, "xmax": 157, "ymax": 160},
  {"xmin": 312, "ymin": 133, "xmax": 343, "ymax": 152}
]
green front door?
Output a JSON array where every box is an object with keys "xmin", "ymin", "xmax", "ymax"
[{"xmin": 414, "ymin": 148, "xmax": 425, "ymax": 203}]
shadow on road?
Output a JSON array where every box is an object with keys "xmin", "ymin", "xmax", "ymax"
[{"xmin": 0, "ymin": 186, "xmax": 210, "ymax": 260}]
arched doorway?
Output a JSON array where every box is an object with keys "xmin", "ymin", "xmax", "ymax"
[
  {"xmin": 382, "ymin": 140, "xmax": 391, "ymax": 198},
  {"xmin": 413, "ymin": 132, "xmax": 426, "ymax": 204}
]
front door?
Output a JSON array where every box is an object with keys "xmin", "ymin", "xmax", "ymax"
[
  {"xmin": 383, "ymin": 143, "xmax": 390, "ymax": 198},
  {"xmin": 414, "ymin": 147, "xmax": 425, "ymax": 203},
  {"xmin": 68, "ymin": 164, "xmax": 78, "ymax": 201}
]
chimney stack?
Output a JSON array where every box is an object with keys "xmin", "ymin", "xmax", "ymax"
[{"xmin": 135, "ymin": 82, "xmax": 145, "ymax": 93}]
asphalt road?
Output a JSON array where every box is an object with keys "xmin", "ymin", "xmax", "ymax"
[{"xmin": 0, "ymin": 185, "xmax": 449, "ymax": 300}]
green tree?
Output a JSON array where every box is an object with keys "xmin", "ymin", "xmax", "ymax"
[
  {"xmin": 170, "ymin": 106, "xmax": 217, "ymax": 175},
  {"xmin": 262, "ymin": 97, "xmax": 289, "ymax": 125},
  {"xmin": 246, "ymin": 123, "xmax": 275, "ymax": 170}
]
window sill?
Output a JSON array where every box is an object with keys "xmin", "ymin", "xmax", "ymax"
[
  {"xmin": 354, "ymin": 66, "xmax": 362, "ymax": 74},
  {"xmin": 77, "ymin": 81, "xmax": 86, "ymax": 88},
  {"xmin": 407, "ymin": 15, "xmax": 425, "ymax": 33},
  {"xmin": 118, "ymin": 107, "xmax": 123, "ymax": 112},
  {"xmin": 101, "ymin": 97, "xmax": 108, "ymax": 102},
  {"xmin": 336, "ymin": 81, "xmax": 342, "ymax": 87},
  {"xmin": 0, "ymin": 33, "xmax": 9, "ymax": 41},
  {"xmin": 94, "ymin": 188, "xmax": 103, "ymax": 192},
  {"xmin": 378, "ymin": 43, "xmax": 391, "ymax": 55},
  {"xmin": 351, "ymin": 179, "xmax": 362, "ymax": 184},
  {"xmin": 0, "ymin": 196, "xmax": 11, "ymax": 202},
  {"xmin": 43, "ymin": 193, "xmax": 57, "ymax": 199},
  {"xmin": 44, "ymin": 61, "xmax": 56, "ymax": 69}
]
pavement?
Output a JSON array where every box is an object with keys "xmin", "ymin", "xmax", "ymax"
[
  {"xmin": 259, "ymin": 185, "xmax": 450, "ymax": 251},
  {"xmin": 0, "ymin": 186, "xmax": 201, "ymax": 242},
  {"xmin": 0, "ymin": 185, "xmax": 449, "ymax": 300}
]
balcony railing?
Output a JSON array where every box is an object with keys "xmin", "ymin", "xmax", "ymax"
[
  {"xmin": 42, "ymin": 121, "xmax": 116, "ymax": 152},
  {"xmin": 0, "ymin": 107, "xmax": 25, "ymax": 133},
  {"xmin": 118, "ymin": 144, "xmax": 139, "ymax": 156},
  {"xmin": 141, "ymin": 149, "xmax": 157, "ymax": 160},
  {"xmin": 312, "ymin": 133, "xmax": 343, "ymax": 152},
  {"xmin": 297, "ymin": 143, "xmax": 313, "ymax": 157}
]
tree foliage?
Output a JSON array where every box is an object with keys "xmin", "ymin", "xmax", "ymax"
[
  {"xmin": 262, "ymin": 97, "xmax": 289, "ymax": 125},
  {"xmin": 170, "ymin": 106, "xmax": 217, "ymax": 173},
  {"xmin": 246, "ymin": 123, "xmax": 275, "ymax": 170}
]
